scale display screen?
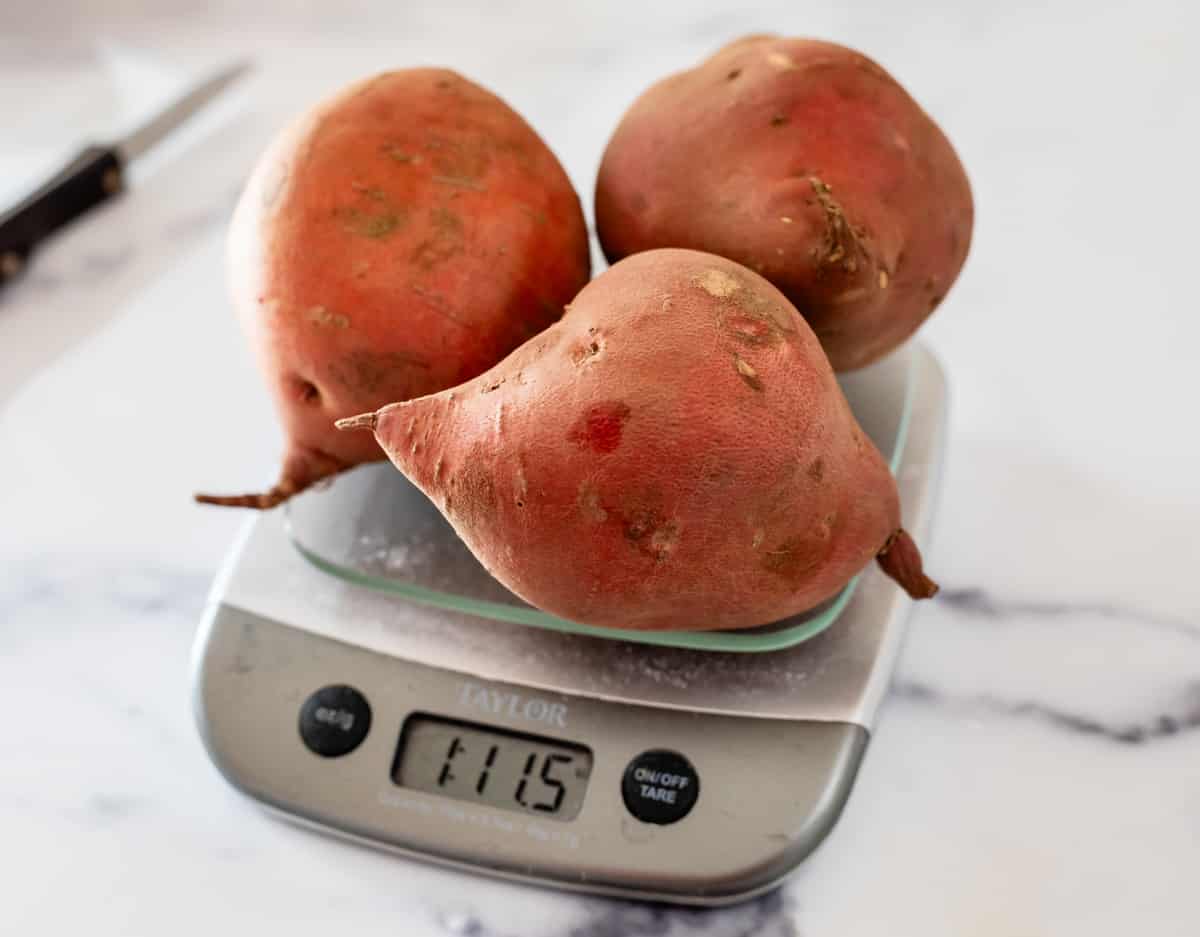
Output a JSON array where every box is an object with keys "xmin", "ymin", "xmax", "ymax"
[{"xmin": 393, "ymin": 714, "xmax": 592, "ymax": 821}]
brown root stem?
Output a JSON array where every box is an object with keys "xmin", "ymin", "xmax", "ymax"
[
  {"xmin": 194, "ymin": 483, "xmax": 305, "ymax": 510},
  {"xmin": 876, "ymin": 527, "xmax": 939, "ymax": 599},
  {"xmin": 194, "ymin": 446, "xmax": 349, "ymax": 511},
  {"xmin": 335, "ymin": 411, "xmax": 378, "ymax": 432}
]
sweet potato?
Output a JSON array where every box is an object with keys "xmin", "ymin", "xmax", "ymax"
[
  {"xmin": 338, "ymin": 248, "xmax": 936, "ymax": 631},
  {"xmin": 595, "ymin": 36, "xmax": 973, "ymax": 371},
  {"xmin": 196, "ymin": 69, "xmax": 590, "ymax": 508}
]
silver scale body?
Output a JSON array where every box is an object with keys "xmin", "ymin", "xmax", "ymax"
[{"xmin": 192, "ymin": 344, "xmax": 948, "ymax": 907}]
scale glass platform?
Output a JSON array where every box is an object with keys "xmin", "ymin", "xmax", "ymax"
[{"xmin": 192, "ymin": 342, "xmax": 947, "ymax": 906}]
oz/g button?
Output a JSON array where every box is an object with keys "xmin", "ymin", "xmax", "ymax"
[
  {"xmin": 299, "ymin": 684, "xmax": 372, "ymax": 757},
  {"xmin": 622, "ymin": 749, "xmax": 700, "ymax": 825}
]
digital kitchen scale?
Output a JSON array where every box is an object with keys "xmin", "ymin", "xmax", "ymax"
[{"xmin": 191, "ymin": 342, "xmax": 947, "ymax": 906}]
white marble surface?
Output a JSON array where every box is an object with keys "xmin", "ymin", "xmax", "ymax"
[{"xmin": 2, "ymin": 2, "xmax": 1199, "ymax": 934}]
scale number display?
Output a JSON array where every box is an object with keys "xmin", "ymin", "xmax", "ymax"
[{"xmin": 393, "ymin": 714, "xmax": 592, "ymax": 821}]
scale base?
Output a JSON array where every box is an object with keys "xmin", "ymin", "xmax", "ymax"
[{"xmin": 197, "ymin": 608, "xmax": 865, "ymax": 905}]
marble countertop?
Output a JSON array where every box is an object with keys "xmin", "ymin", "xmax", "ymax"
[{"xmin": 2, "ymin": 2, "xmax": 1197, "ymax": 934}]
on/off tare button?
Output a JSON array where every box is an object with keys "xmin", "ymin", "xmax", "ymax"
[
  {"xmin": 621, "ymin": 749, "xmax": 700, "ymax": 825},
  {"xmin": 299, "ymin": 685, "xmax": 372, "ymax": 757}
]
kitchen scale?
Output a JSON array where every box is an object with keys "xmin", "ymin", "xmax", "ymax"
[{"xmin": 192, "ymin": 342, "xmax": 947, "ymax": 906}]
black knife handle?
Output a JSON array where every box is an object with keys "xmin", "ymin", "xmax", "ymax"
[{"xmin": 0, "ymin": 145, "xmax": 125, "ymax": 287}]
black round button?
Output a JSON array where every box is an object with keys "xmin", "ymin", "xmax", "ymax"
[
  {"xmin": 621, "ymin": 749, "xmax": 700, "ymax": 825},
  {"xmin": 298, "ymin": 684, "xmax": 372, "ymax": 757}
]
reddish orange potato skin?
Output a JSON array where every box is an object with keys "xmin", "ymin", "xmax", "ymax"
[
  {"xmin": 217, "ymin": 69, "xmax": 589, "ymax": 504},
  {"xmin": 355, "ymin": 249, "xmax": 911, "ymax": 631},
  {"xmin": 595, "ymin": 36, "xmax": 973, "ymax": 371}
]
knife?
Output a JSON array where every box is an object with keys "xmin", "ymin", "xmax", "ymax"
[{"xmin": 0, "ymin": 61, "xmax": 249, "ymax": 288}]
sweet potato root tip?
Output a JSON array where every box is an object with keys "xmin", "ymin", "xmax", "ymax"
[
  {"xmin": 195, "ymin": 447, "xmax": 349, "ymax": 510},
  {"xmin": 335, "ymin": 412, "xmax": 379, "ymax": 432},
  {"xmin": 876, "ymin": 527, "xmax": 939, "ymax": 599},
  {"xmin": 194, "ymin": 487, "xmax": 298, "ymax": 510}
]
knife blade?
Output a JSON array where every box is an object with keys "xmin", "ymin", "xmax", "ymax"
[{"xmin": 0, "ymin": 61, "xmax": 250, "ymax": 289}]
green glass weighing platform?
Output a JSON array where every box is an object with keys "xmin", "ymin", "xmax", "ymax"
[{"xmin": 284, "ymin": 345, "xmax": 916, "ymax": 653}]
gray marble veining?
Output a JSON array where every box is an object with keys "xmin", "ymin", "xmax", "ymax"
[
  {"xmin": 937, "ymin": 588, "xmax": 1199, "ymax": 641},
  {"xmin": 893, "ymin": 678, "xmax": 1200, "ymax": 745}
]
